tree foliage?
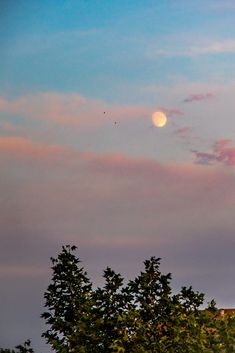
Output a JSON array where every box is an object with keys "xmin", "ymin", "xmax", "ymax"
[
  {"xmin": 40, "ymin": 245, "xmax": 235, "ymax": 353},
  {"xmin": 41, "ymin": 245, "xmax": 93, "ymax": 352},
  {"xmin": 0, "ymin": 340, "xmax": 34, "ymax": 353}
]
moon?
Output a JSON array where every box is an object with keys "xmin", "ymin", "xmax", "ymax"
[{"xmin": 152, "ymin": 111, "xmax": 167, "ymax": 128}]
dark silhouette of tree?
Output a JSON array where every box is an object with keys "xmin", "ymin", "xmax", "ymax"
[
  {"xmin": 0, "ymin": 340, "xmax": 34, "ymax": 353},
  {"xmin": 15, "ymin": 340, "xmax": 34, "ymax": 353},
  {"xmin": 40, "ymin": 245, "xmax": 235, "ymax": 353},
  {"xmin": 41, "ymin": 245, "xmax": 94, "ymax": 352}
]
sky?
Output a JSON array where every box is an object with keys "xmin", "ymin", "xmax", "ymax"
[{"xmin": 1, "ymin": 0, "xmax": 235, "ymax": 351}]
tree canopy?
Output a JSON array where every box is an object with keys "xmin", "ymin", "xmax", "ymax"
[
  {"xmin": 40, "ymin": 245, "xmax": 235, "ymax": 353},
  {"xmin": 3, "ymin": 245, "xmax": 235, "ymax": 353},
  {"xmin": 0, "ymin": 340, "xmax": 34, "ymax": 353}
]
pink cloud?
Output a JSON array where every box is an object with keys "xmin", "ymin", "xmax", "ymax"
[
  {"xmin": 213, "ymin": 139, "xmax": 232, "ymax": 152},
  {"xmin": 0, "ymin": 93, "xmax": 150, "ymax": 128},
  {"xmin": 217, "ymin": 147, "xmax": 235, "ymax": 166},
  {"xmin": 184, "ymin": 92, "xmax": 214, "ymax": 103},
  {"xmin": 0, "ymin": 136, "xmax": 77, "ymax": 168},
  {"xmin": 192, "ymin": 150, "xmax": 218, "ymax": 165},
  {"xmin": 1, "ymin": 135, "xmax": 230, "ymax": 184},
  {"xmin": 158, "ymin": 107, "xmax": 184, "ymax": 117},
  {"xmin": 175, "ymin": 126, "xmax": 191, "ymax": 139},
  {"xmin": 0, "ymin": 121, "xmax": 18, "ymax": 132},
  {"xmin": 1, "ymin": 135, "xmax": 235, "ymax": 273},
  {"xmin": 192, "ymin": 139, "xmax": 235, "ymax": 166},
  {"xmin": 0, "ymin": 136, "xmax": 65, "ymax": 156}
]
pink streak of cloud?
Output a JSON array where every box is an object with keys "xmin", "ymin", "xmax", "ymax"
[
  {"xmin": 217, "ymin": 147, "xmax": 235, "ymax": 166},
  {"xmin": 192, "ymin": 150, "xmax": 218, "ymax": 165},
  {"xmin": 0, "ymin": 136, "xmax": 73, "ymax": 165},
  {"xmin": 0, "ymin": 136, "xmax": 61, "ymax": 154},
  {"xmin": 0, "ymin": 135, "xmax": 232, "ymax": 195},
  {"xmin": 158, "ymin": 107, "xmax": 184, "ymax": 117},
  {"xmin": 0, "ymin": 121, "xmax": 20, "ymax": 132},
  {"xmin": 175, "ymin": 126, "xmax": 191, "ymax": 139},
  {"xmin": 184, "ymin": 92, "xmax": 214, "ymax": 103},
  {"xmin": 1, "ymin": 135, "xmax": 235, "ymax": 271},
  {"xmin": 213, "ymin": 139, "xmax": 232, "ymax": 152},
  {"xmin": 0, "ymin": 93, "xmax": 150, "ymax": 128},
  {"xmin": 1, "ymin": 135, "xmax": 232, "ymax": 186},
  {"xmin": 192, "ymin": 139, "xmax": 235, "ymax": 166}
]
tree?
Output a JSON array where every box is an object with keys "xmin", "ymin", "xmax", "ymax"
[
  {"xmin": 15, "ymin": 340, "xmax": 34, "ymax": 353},
  {"xmin": 0, "ymin": 340, "xmax": 34, "ymax": 353},
  {"xmin": 92, "ymin": 267, "xmax": 127, "ymax": 352},
  {"xmin": 111, "ymin": 258, "xmax": 209, "ymax": 353},
  {"xmin": 41, "ymin": 245, "xmax": 94, "ymax": 353},
  {"xmin": 42, "ymin": 245, "xmax": 235, "ymax": 353},
  {"xmin": 117, "ymin": 257, "xmax": 174, "ymax": 353}
]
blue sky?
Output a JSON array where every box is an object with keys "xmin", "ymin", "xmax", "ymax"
[
  {"xmin": 1, "ymin": 1, "xmax": 235, "ymax": 352},
  {"xmin": 3, "ymin": 0, "xmax": 235, "ymax": 99}
]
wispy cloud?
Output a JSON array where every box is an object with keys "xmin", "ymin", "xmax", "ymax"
[
  {"xmin": 0, "ymin": 93, "xmax": 151, "ymax": 129},
  {"xmin": 213, "ymin": 139, "xmax": 232, "ymax": 152},
  {"xmin": 192, "ymin": 139, "xmax": 235, "ymax": 166},
  {"xmin": 190, "ymin": 40, "xmax": 235, "ymax": 55},
  {"xmin": 184, "ymin": 92, "xmax": 214, "ymax": 103},
  {"xmin": 175, "ymin": 127, "xmax": 191, "ymax": 139},
  {"xmin": 0, "ymin": 121, "xmax": 25, "ymax": 135},
  {"xmin": 1, "ymin": 136, "xmax": 235, "ymax": 263},
  {"xmin": 158, "ymin": 107, "xmax": 184, "ymax": 117},
  {"xmin": 192, "ymin": 150, "xmax": 218, "ymax": 165},
  {"xmin": 0, "ymin": 136, "xmax": 69, "ymax": 160},
  {"xmin": 151, "ymin": 39, "xmax": 235, "ymax": 58}
]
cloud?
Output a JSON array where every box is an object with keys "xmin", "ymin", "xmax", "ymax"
[
  {"xmin": 158, "ymin": 107, "xmax": 184, "ymax": 117},
  {"xmin": 1, "ymin": 136, "xmax": 235, "ymax": 296},
  {"xmin": 1, "ymin": 136, "xmax": 235, "ymax": 242},
  {"xmin": 213, "ymin": 139, "xmax": 231, "ymax": 152},
  {"xmin": 0, "ymin": 92, "xmax": 150, "ymax": 129},
  {"xmin": 175, "ymin": 126, "xmax": 191, "ymax": 139},
  {"xmin": 0, "ymin": 136, "xmax": 71, "ymax": 162},
  {"xmin": 1, "ymin": 136, "xmax": 235, "ymax": 351},
  {"xmin": 151, "ymin": 39, "xmax": 235, "ymax": 58},
  {"xmin": 0, "ymin": 121, "xmax": 26, "ymax": 135},
  {"xmin": 192, "ymin": 139, "xmax": 235, "ymax": 166},
  {"xmin": 190, "ymin": 40, "xmax": 235, "ymax": 55},
  {"xmin": 217, "ymin": 147, "xmax": 235, "ymax": 166},
  {"xmin": 184, "ymin": 92, "xmax": 214, "ymax": 103},
  {"xmin": 192, "ymin": 150, "xmax": 218, "ymax": 165}
]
